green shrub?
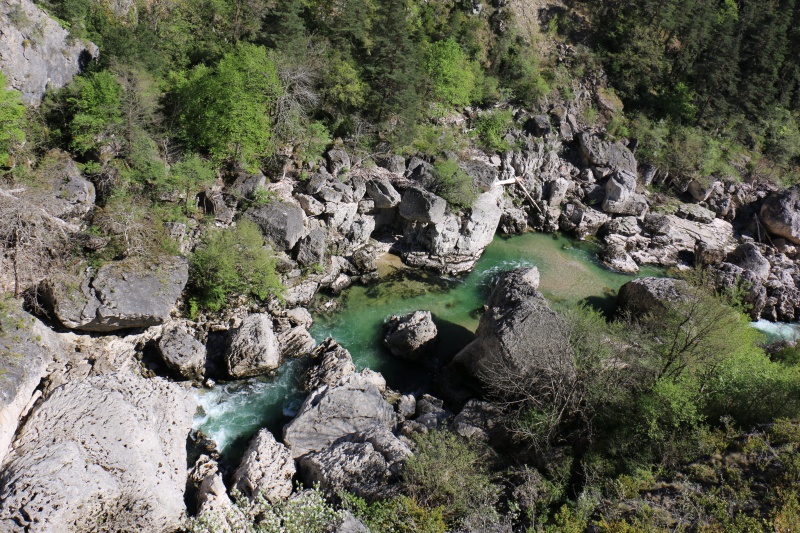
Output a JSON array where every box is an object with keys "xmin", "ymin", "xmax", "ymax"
[
  {"xmin": 424, "ymin": 38, "xmax": 476, "ymax": 109},
  {"xmin": 65, "ymin": 70, "xmax": 123, "ymax": 156},
  {"xmin": 473, "ymin": 109, "xmax": 514, "ymax": 152},
  {"xmin": 341, "ymin": 493, "xmax": 446, "ymax": 533},
  {"xmin": 0, "ymin": 73, "xmax": 26, "ymax": 168},
  {"xmin": 402, "ymin": 431, "xmax": 500, "ymax": 526},
  {"xmin": 432, "ymin": 159, "xmax": 477, "ymax": 211},
  {"xmin": 188, "ymin": 220, "xmax": 282, "ymax": 313}
]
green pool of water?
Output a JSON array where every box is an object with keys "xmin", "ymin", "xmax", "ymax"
[{"xmin": 195, "ymin": 232, "xmax": 662, "ymax": 456}]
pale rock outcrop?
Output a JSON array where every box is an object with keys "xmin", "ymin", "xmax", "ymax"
[
  {"xmin": 726, "ymin": 243, "xmax": 771, "ymax": 281},
  {"xmin": 0, "ymin": 0, "xmax": 98, "ymax": 105},
  {"xmin": 0, "ymin": 301, "xmax": 65, "ymax": 466},
  {"xmin": 616, "ymin": 277, "xmax": 688, "ymax": 317},
  {"xmin": 158, "ymin": 320, "xmax": 206, "ymax": 380},
  {"xmin": 233, "ymin": 429, "xmax": 295, "ymax": 502},
  {"xmin": 303, "ymin": 338, "xmax": 356, "ymax": 391},
  {"xmin": 602, "ymin": 171, "xmax": 648, "ymax": 216},
  {"xmin": 46, "ymin": 256, "xmax": 188, "ymax": 331},
  {"xmin": 761, "ymin": 186, "xmax": 800, "ymax": 244},
  {"xmin": 578, "ymin": 132, "xmax": 638, "ymax": 176},
  {"xmin": 0, "ymin": 372, "xmax": 195, "ymax": 532},
  {"xmin": 399, "ymin": 187, "xmax": 447, "ymax": 224},
  {"xmin": 366, "ymin": 179, "xmax": 402, "ymax": 208},
  {"xmin": 247, "ymin": 202, "xmax": 307, "ymax": 251},
  {"xmin": 226, "ymin": 314, "xmax": 282, "ymax": 378}
]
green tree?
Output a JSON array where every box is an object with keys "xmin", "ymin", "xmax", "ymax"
[
  {"xmin": 0, "ymin": 72, "xmax": 26, "ymax": 168},
  {"xmin": 66, "ymin": 70, "xmax": 123, "ymax": 157},
  {"xmin": 188, "ymin": 219, "xmax": 282, "ymax": 313},
  {"xmin": 177, "ymin": 43, "xmax": 282, "ymax": 172},
  {"xmin": 424, "ymin": 38, "xmax": 475, "ymax": 108}
]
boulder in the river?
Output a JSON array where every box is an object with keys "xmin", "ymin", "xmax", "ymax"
[
  {"xmin": 157, "ymin": 320, "xmax": 206, "ymax": 380},
  {"xmin": 46, "ymin": 256, "xmax": 188, "ymax": 332},
  {"xmin": 616, "ymin": 277, "xmax": 688, "ymax": 317},
  {"xmin": 399, "ymin": 187, "xmax": 447, "ymax": 225},
  {"xmin": 226, "ymin": 314, "xmax": 282, "ymax": 378},
  {"xmin": 304, "ymin": 338, "xmax": 356, "ymax": 391},
  {"xmin": 233, "ymin": 429, "xmax": 295, "ymax": 502},
  {"xmin": 284, "ymin": 372, "xmax": 396, "ymax": 459},
  {"xmin": 0, "ymin": 372, "xmax": 195, "ymax": 533},
  {"xmin": 453, "ymin": 267, "xmax": 574, "ymax": 390},
  {"xmin": 383, "ymin": 310, "xmax": 438, "ymax": 359},
  {"xmin": 278, "ymin": 325, "xmax": 316, "ymax": 358},
  {"xmin": 247, "ymin": 202, "xmax": 307, "ymax": 251}
]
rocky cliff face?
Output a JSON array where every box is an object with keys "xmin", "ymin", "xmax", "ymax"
[
  {"xmin": 0, "ymin": 372, "xmax": 195, "ymax": 532},
  {"xmin": 0, "ymin": 0, "xmax": 98, "ymax": 105}
]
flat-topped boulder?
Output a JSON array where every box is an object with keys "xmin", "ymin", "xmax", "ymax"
[
  {"xmin": 399, "ymin": 187, "xmax": 447, "ymax": 224},
  {"xmin": 247, "ymin": 202, "xmax": 307, "ymax": 251},
  {"xmin": 158, "ymin": 320, "xmax": 206, "ymax": 380},
  {"xmin": 46, "ymin": 256, "xmax": 188, "ymax": 332},
  {"xmin": 0, "ymin": 372, "xmax": 195, "ymax": 532}
]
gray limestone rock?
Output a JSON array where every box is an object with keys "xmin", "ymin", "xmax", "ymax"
[
  {"xmin": 226, "ymin": 314, "xmax": 282, "ymax": 378},
  {"xmin": 284, "ymin": 372, "xmax": 396, "ymax": 459},
  {"xmin": 0, "ymin": 300, "xmax": 65, "ymax": 466},
  {"xmin": 247, "ymin": 202, "xmax": 307, "ymax": 251},
  {"xmin": 383, "ymin": 310, "xmax": 438, "ymax": 359},
  {"xmin": 578, "ymin": 132, "xmax": 638, "ymax": 176},
  {"xmin": 304, "ymin": 338, "xmax": 356, "ymax": 391},
  {"xmin": 46, "ymin": 256, "xmax": 188, "ymax": 332},
  {"xmin": 158, "ymin": 321, "xmax": 206, "ymax": 380},
  {"xmin": 761, "ymin": 186, "xmax": 800, "ymax": 245},
  {"xmin": 375, "ymin": 154, "xmax": 406, "ymax": 174},
  {"xmin": 399, "ymin": 187, "xmax": 447, "ymax": 224},
  {"xmin": 0, "ymin": 0, "xmax": 98, "ymax": 105},
  {"xmin": 296, "ymin": 227, "xmax": 327, "ymax": 267},
  {"xmin": 0, "ymin": 372, "xmax": 195, "ymax": 533},
  {"xmin": 278, "ymin": 326, "xmax": 316, "ymax": 358},
  {"xmin": 326, "ymin": 149, "xmax": 351, "ymax": 176},
  {"xmin": 233, "ymin": 429, "xmax": 295, "ymax": 502},
  {"xmin": 602, "ymin": 171, "xmax": 648, "ymax": 216},
  {"xmin": 726, "ymin": 243, "xmax": 771, "ymax": 281},
  {"xmin": 616, "ymin": 277, "xmax": 688, "ymax": 317},
  {"xmin": 365, "ymin": 179, "xmax": 402, "ymax": 208},
  {"xmin": 452, "ymin": 268, "xmax": 568, "ymax": 390}
]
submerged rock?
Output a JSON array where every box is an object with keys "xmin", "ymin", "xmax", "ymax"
[
  {"xmin": 46, "ymin": 256, "xmax": 188, "ymax": 332},
  {"xmin": 0, "ymin": 372, "xmax": 195, "ymax": 532},
  {"xmin": 383, "ymin": 310, "xmax": 438, "ymax": 359},
  {"xmin": 226, "ymin": 314, "xmax": 282, "ymax": 378}
]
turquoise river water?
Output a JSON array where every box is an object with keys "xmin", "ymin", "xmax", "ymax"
[{"xmin": 194, "ymin": 232, "xmax": 666, "ymax": 457}]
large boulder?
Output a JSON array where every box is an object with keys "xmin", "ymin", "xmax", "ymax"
[
  {"xmin": 46, "ymin": 256, "xmax": 188, "ymax": 332},
  {"xmin": 578, "ymin": 132, "xmax": 638, "ymax": 176},
  {"xmin": 640, "ymin": 213, "xmax": 735, "ymax": 261},
  {"xmin": 233, "ymin": 429, "xmax": 295, "ymax": 502},
  {"xmin": 304, "ymin": 338, "xmax": 356, "ymax": 391},
  {"xmin": 383, "ymin": 310, "xmax": 438, "ymax": 359},
  {"xmin": 326, "ymin": 149, "xmax": 351, "ymax": 176},
  {"xmin": 399, "ymin": 187, "xmax": 447, "ymax": 225},
  {"xmin": 226, "ymin": 314, "xmax": 282, "ymax": 378},
  {"xmin": 602, "ymin": 171, "xmax": 648, "ymax": 216},
  {"xmin": 0, "ymin": 300, "xmax": 65, "ymax": 466},
  {"xmin": 295, "ymin": 227, "xmax": 327, "ymax": 267},
  {"xmin": 365, "ymin": 179, "xmax": 402, "ymax": 208},
  {"xmin": 157, "ymin": 321, "xmax": 206, "ymax": 380},
  {"xmin": 299, "ymin": 425, "xmax": 410, "ymax": 501},
  {"xmin": 0, "ymin": 0, "xmax": 98, "ymax": 105},
  {"xmin": 616, "ymin": 277, "xmax": 688, "ymax": 317},
  {"xmin": 761, "ymin": 186, "xmax": 800, "ymax": 244},
  {"xmin": 0, "ymin": 373, "xmax": 195, "ymax": 532},
  {"xmin": 247, "ymin": 202, "xmax": 307, "ymax": 251},
  {"xmin": 284, "ymin": 372, "xmax": 395, "ymax": 459},
  {"xmin": 453, "ymin": 268, "xmax": 574, "ymax": 389}
]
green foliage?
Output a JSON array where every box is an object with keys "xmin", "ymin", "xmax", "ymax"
[
  {"xmin": 159, "ymin": 154, "xmax": 217, "ymax": 214},
  {"xmin": 294, "ymin": 121, "xmax": 332, "ymax": 167},
  {"xmin": 188, "ymin": 220, "xmax": 282, "ymax": 313},
  {"xmin": 424, "ymin": 38, "xmax": 476, "ymax": 109},
  {"xmin": 432, "ymin": 159, "xmax": 477, "ymax": 211},
  {"xmin": 341, "ymin": 494, "xmax": 446, "ymax": 533},
  {"xmin": 176, "ymin": 43, "xmax": 282, "ymax": 171},
  {"xmin": 0, "ymin": 72, "xmax": 26, "ymax": 168},
  {"xmin": 473, "ymin": 109, "xmax": 514, "ymax": 153},
  {"xmin": 65, "ymin": 71, "xmax": 123, "ymax": 156},
  {"xmin": 402, "ymin": 431, "xmax": 500, "ymax": 526}
]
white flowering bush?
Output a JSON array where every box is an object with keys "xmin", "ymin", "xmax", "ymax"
[{"xmin": 186, "ymin": 485, "xmax": 345, "ymax": 533}]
